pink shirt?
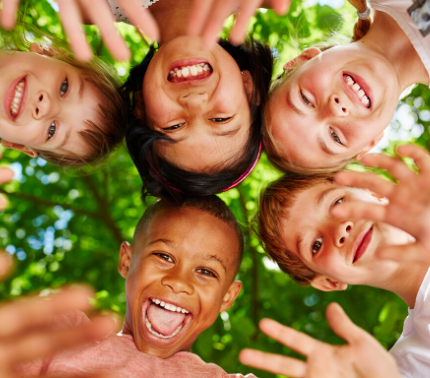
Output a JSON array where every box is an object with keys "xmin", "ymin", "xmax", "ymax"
[{"xmin": 17, "ymin": 311, "xmax": 256, "ymax": 378}]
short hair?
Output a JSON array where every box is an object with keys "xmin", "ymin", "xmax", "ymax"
[
  {"xmin": 121, "ymin": 39, "xmax": 273, "ymax": 199},
  {"xmin": 134, "ymin": 196, "xmax": 244, "ymax": 275},
  {"xmin": 2, "ymin": 22, "xmax": 127, "ymax": 167},
  {"xmin": 257, "ymin": 173, "xmax": 335, "ymax": 285}
]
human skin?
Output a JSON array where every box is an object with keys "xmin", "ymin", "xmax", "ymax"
[
  {"xmin": 267, "ymin": 10, "xmax": 430, "ymax": 168},
  {"xmin": 138, "ymin": 0, "xmax": 255, "ymax": 173},
  {"xmin": 118, "ymin": 207, "xmax": 242, "ymax": 358},
  {"xmin": 0, "ymin": 43, "xmax": 102, "ymax": 159}
]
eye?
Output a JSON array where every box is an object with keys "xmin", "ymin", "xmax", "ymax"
[
  {"xmin": 154, "ymin": 253, "xmax": 173, "ymax": 262},
  {"xmin": 209, "ymin": 117, "xmax": 232, "ymax": 123},
  {"xmin": 162, "ymin": 123, "xmax": 184, "ymax": 131},
  {"xmin": 312, "ymin": 237, "xmax": 323, "ymax": 255},
  {"xmin": 60, "ymin": 78, "xmax": 68, "ymax": 96},
  {"xmin": 333, "ymin": 197, "xmax": 344, "ymax": 206},
  {"xmin": 300, "ymin": 91, "xmax": 313, "ymax": 107},
  {"xmin": 47, "ymin": 121, "xmax": 56, "ymax": 140},
  {"xmin": 197, "ymin": 268, "xmax": 216, "ymax": 277},
  {"xmin": 330, "ymin": 129, "xmax": 343, "ymax": 145}
]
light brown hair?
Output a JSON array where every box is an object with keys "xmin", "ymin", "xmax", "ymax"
[{"xmin": 257, "ymin": 173, "xmax": 336, "ymax": 285}]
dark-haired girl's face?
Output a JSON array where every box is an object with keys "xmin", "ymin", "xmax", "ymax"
[{"xmin": 142, "ymin": 36, "xmax": 253, "ymax": 172}]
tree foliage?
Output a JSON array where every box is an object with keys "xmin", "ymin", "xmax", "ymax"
[{"xmin": 1, "ymin": 1, "xmax": 427, "ymax": 377}]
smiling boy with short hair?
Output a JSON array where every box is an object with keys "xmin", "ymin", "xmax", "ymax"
[{"xmin": 20, "ymin": 195, "xmax": 255, "ymax": 378}]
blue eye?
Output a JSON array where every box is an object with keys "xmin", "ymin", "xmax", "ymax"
[
  {"xmin": 60, "ymin": 78, "xmax": 68, "ymax": 96},
  {"xmin": 312, "ymin": 237, "xmax": 323, "ymax": 255},
  {"xmin": 47, "ymin": 122, "xmax": 56, "ymax": 140}
]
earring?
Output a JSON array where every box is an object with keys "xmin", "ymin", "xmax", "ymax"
[{"xmin": 241, "ymin": 71, "xmax": 245, "ymax": 76}]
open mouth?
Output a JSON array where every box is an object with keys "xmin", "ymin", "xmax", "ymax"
[
  {"xmin": 352, "ymin": 226, "xmax": 373, "ymax": 263},
  {"xmin": 168, "ymin": 63, "xmax": 213, "ymax": 83},
  {"xmin": 343, "ymin": 74, "xmax": 371, "ymax": 108},
  {"xmin": 5, "ymin": 76, "xmax": 27, "ymax": 121},
  {"xmin": 144, "ymin": 298, "xmax": 192, "ymax": 340},
  {"xmin": 10, "ymin": 80, "xmax": 25, "ymax": 116}
]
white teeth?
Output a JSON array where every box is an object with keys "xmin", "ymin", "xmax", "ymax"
[
  {"xmin": 361, "ymin": 96, "xmax": 370, "ymax": 106},
  {"xmin": 10, "ymin": 80, "xmax": 25, "ymax": 116},
  {"xmin": 177, "ymin": 70, "xmax": 182, "ymax": 78},
  {"xmin": 160, "ymin": 301, "xmax": 165, "ymax": 307},
  {"xmin": 357, "ymin": 89, "xmax": 365, "ymax": 99},
  {"xmin": 182, "ymin": 67, "xmax": 190, "ymax": 77},
  {"xmin": 190, "ymin": 66, "xmax": 198, "ymax": 76},
  {"xmin": 155, "ymin": 299, "xmax": 160, "ymax": 304},
  {"xmin": 150, "ymin": 298, "xmax": 189, "ymax": 314},
  {"xmin": 344, "ymin": 75, "xmax": 370, "ymax": 108},
  {"xmin": 197, "ymin": 66, "xmax": 203, "ymax": 73},
  {"xmin": 352, "ymin": 83, "xmax": 360, "ymax": 92},
  {"xmin": 165, "ymin": 304, "xmax": 171, "ymax": 310},
  {"xmin": 168, "ymin": 63, "xmax": 211, "ymax": 79}
]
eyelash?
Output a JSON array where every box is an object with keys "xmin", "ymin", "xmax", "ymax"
[
  {"xmin": 197, "ymin": 268, "xmax": 216, "ymax": 278},
  {"xmin": 300, "ymin": 91, "xmax": 313, "ymax": 107},
  {"xmin": 163, "ymin": 123, "xmax": 184, "ymax": 131},
  {"xmin": 311, "ymin": 197, "xmax": 345, "ymax": 255},
  {"xmin": 154, "ymin": 253, "xmax": 174, "ymax": 263},
  {"xmin": 330, "ymin": 129, "xmax": 343, "ymax": 145},
  {"xmin": 47, "ymin": 78, "xmax": 69, "ymax": 141},
  {"xmin": 209, "ymin": 117, "xmax": 232, "ymax": 123}
]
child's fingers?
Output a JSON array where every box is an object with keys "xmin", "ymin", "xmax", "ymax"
[
  {"xmin": 0, "ymin": 167, "xmax": 14, "ymax": 185},
  {"xmin": 0, "ymin": 0, "xmax": 19, "ymax": 30},
  {"xmin": 331, "ymin": 201, "xmax": 386, "ymax": 222},
  {"xmin": 259, "ymin": 318, "xmax": 319, "ymax": 357},
  {"xmin": 0, "ymin": 286, "xmax": 94, "ymax": 338},
  {"xmin": 272, "ymin": 0, "xmax": 291, "ymax": 14},
  {"xmin": 117, "ymin": 0, "xmax": 160, "ymax": 42},
  {"xmin": 0, "ymin": 252, "xmax": 12, "ymax": 281},
  {"xmin": 83, "ymin": 0, "xmax": 130, "ymax": 61},
  {"xmin": 334, "ymin": 171, "xmax": 395, "ymax": 199},
  {"xmin": 229, "ymin": 0, "xmax": 262, "ymax": 45},
  {"xmin": 360, "ymin": 153, "xmax": 414, "ymax": 182},
  {"xmin": 396, "ymin": 144, "xmax": 430, "ymax": 173},
  {"xmin": 57, "ymin": 0, "xmax": 93, "ymax": 62},
  {"xmin": 187, "ymin": 0, "xmax": 214, "ymax": 36},
  {"xmin": 239, "ymin": 349, "xmax": 306, "ymax": 377},
  {"xmin": 326, "ymin": 303, "xmax": 364, "ymax": 345},
  {"xmin": 5, "ymin": 315, "xmax": 116, "ymax": 364},
  {"xmin": 201, "ymin": 0, "xmax": 233, "ymax": 49},
  {"xmin": 377, "ymin": 243, "xmax": 430, "ymax": 264}
]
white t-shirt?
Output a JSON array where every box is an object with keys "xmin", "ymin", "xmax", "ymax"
[
  {"xmin": 108, "ymin": 0, "xmax": 160, "ymax": 22},
  {"xmin": 369, "ymin": 0, "xmax": 430, "ymax": 80},
  {"xmin": 390, "ymin": 267, "xmax": 430, "ymax": 378}
]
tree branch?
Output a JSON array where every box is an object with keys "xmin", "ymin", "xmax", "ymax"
[{"xmin": 237, "ymin": 187, "xmax": 259, "ymax": 336}]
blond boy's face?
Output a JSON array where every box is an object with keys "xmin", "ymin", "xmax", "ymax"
[
  {"xmin": 280, "ymin": 182, "xmax": 411, "ymax": 288},
  {"xmin": 119, "ymin": 207, "xmax": 241, "ymax": 358}
]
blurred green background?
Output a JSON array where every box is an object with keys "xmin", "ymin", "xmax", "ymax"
[{"xmin": 1, "ymin": 1, "xmax": 429, "ymax": 377}]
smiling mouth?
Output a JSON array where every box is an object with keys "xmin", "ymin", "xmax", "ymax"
[
  {"xmin": 344, "ymin": 74, "xmax": 371, "ymax": 108},
  {"xmin": 10, "ymin": 79, "xmax": 25, "ymax": 116},
  {"xmin": 353, "ymin": 226, "xmax": 373, "ymax": 263},
  {"xmin": 168, "ymin": 63, "xmax": 212, "ymax": 83},
  {"xmin": 144, "ymin": 298, "xmax": 192, "ymax": 340}
]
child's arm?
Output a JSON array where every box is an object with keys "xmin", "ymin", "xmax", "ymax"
[
  {"xmin": 333, "ymin": 144, "xmax": 430, "ymax": 263},
  {"xmin": 239, "ymin": 303, "xmax": 401, "ymax": 378},
  {"xmin": 0, "ymin": 0, "xmax": 159, "ymax": 62},
  {"xmin": 187, "ymin": 0, "xmax": 291, "ymax": 48}
]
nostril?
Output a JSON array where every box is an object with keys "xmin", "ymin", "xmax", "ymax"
[
  {"xmin": 36, "ymin": 108, "xmax": 39, "ymax": 115},
  {"xmin": 334, "ymin": 98, "xmax": 339, "ymax": 104},
  {"xmin": 346, "ymin": 225, "xmax": 351, "ymax": 232},
  {"xmin": 342, "ymin": 107, "xmax": 347, "ymax": 113},
  {"xmin": 339, "ymin": 237, "xmax": 345, "ymax": 244},
  {"xmin": 39, "ymin": 94, "xmax": 43, "ymax": 101}
]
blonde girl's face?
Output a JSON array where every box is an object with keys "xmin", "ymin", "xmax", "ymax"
[
  {"xmin": 267, "ymin": 44, "xmax": 402, "ymax": 168},
  {"xmin": 0, "ymin": 44, "xmax": 102, "ymax": 158}
]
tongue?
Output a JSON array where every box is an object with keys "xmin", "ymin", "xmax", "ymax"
[{"xmin": 147, "ymin": 303, "xmax": 186, "ymax": 336}]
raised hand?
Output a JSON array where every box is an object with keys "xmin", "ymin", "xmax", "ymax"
[
  {"xmin": 187, "ymin": 0, "xmax": 291, "ymax": 48},
  {"xmin": 239, "ymin": 303, "xmax": 401, "ymax": 378},
  {"xmin": 333, "ymin": 144, "xmax": 430, "ymax": 263}
]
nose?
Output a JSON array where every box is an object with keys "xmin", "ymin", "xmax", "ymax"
[
  {"xmin": 177, "ymin": 92, "xmax": 208, "ymax": 110},
  {"xmin": 32, "ymin": 91, "xmax": 54, "ymax": 120},
  {"xmin": 329, "ymin": 94, "xmax": 349, "ymax": 117},
  {"xmin": 161, "ymin": 269, "xmax": 194, "ymax": 295},
  {"xmin": 334, "ymin": 221, "xmax": 353, "ymax": 247}
]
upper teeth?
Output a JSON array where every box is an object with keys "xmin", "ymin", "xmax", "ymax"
[
  {"xmin": 10, "ymin": 80, "xmax": 24, "ymax": 116},
  {"xmin": 169, "ymin": 63, "xmax": 211, "ymax": 79},
  {"xmin": 345, "ymin": 75, "xmax": 370, "ymax": 107},
  {"xmin": 151, "ymin": 298, "xmax": 189, "ymax": 314}
]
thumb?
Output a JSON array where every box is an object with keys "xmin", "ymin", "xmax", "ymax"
[
  {"xmin": 326, "ymin": 303, "xmax": 363, "ymax": 344},
  {"xmin": 377, "ymin": 243, "xmax": 430, "ymax": 264}
]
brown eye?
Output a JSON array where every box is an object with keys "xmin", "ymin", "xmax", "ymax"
[
  {"xmin": 312, "ymin": 238, "xmax": 323, "ymax": 255},
  {"xmin": 300, "ymin": 91, "xmax": 313, "ymax": 107},
  {"xmin": 330, "ymin": 129, "xmax": 342, "ymax": 145},
  {"xmin": 163, "ymin": 123, "xmax": 184, "ymax": 131},
  {"xmin": 209, "ymin": 117, "xmax": 232, "ymax": 122}
]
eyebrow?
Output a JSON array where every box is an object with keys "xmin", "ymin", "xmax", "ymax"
[
  {"xmin": 287, "ymin": 90, "xmax": 305, "ymax": 116},
  {"xmin": 78, "ymin": 77, "xmax": 84, "ymax": 100},
  {"xmin": 203, "ymin": 254, "xmax": 226, "ymax": 271},
  {"xmin": 148, "ymin": 238, "xmax": 174, "ymax": 247},
  {"xmin": 317, "ymin": 187, "xmax": 338, "ymax": 208}
]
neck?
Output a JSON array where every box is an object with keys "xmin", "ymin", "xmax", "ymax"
[
  {"xmin": 148, "ymin": 0, "xmax": 195, "ymax": 45},
  {"xmin": 358, "ymin": 10, "xmax": 429, "ymax": 87}
]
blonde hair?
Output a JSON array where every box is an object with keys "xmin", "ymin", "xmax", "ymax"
[
  {"xmin": 1, "ymin": 21, "xmax": 127, "ymax": 167},
  {"xmin": 263, "ymin": 0, "xmax": 372, "ymax": 174}
]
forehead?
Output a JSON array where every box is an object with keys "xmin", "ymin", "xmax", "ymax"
[{"xmin": 141, "ymin": 207, "xmax": 239, "ymax": 264}]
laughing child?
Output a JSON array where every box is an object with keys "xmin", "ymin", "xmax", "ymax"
[
  {"xmin": 18, "ymin": 195, "xmax": 256, "ymax": 378},
  {"xmin": 258, "ymin": 144, "xmax": 430, "ymax": 377}
]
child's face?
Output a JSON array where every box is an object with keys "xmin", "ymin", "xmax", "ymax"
[
  {"xmin": 267, "ymin": 44, "xmax": 401, "ymax": 168},
  {"xmin": 119, "ymin": 206, "xmax": 242, "ymax": 358},
  {"xmin": 142, "ymin": 36, "xmax": 252, "ymax": 172},
  {"xmin": 0, "ymin": 46, "xmax": 101, "ymax": 158},
  {"xmin": 280, "ymin": 182, "xmax": 411, "ymax": 288}
]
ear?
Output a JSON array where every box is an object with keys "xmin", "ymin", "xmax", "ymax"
[
  {"xmin": 29, "ymin": 42, "xmax": 58, "ymax": 57},
  {"xmin": 241, "ymin": 70, "xmax": 257, "ymax": 105},
  {"xmin": 355, "ymin": 132, "xmax": 384, "ymax": 161},
  {"xmin": 283, "ymin": 47, "xmax": 321, "ymax": 72},
  {"xmin": 1, "ymin": 140, "xmax": 38, "ymax": 158},
  {"xmin": 220, "ymin": 280, "xmax": 242, "ymax": 312},
  {"xmin": 133, "ymin": 91, "xmax": 146, "ymax": 120},
  {"xmin": 118, "ymin": 241, "xmax": 133, "ymax": 279},
  {"xmin": 310, "ymin": 275, "xmax": 347, "ymax": 292}
]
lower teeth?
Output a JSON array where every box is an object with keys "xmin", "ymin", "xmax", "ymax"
[{"xmin": 145, "ymin": 317, "xmax": 183, "ymax": 339}]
